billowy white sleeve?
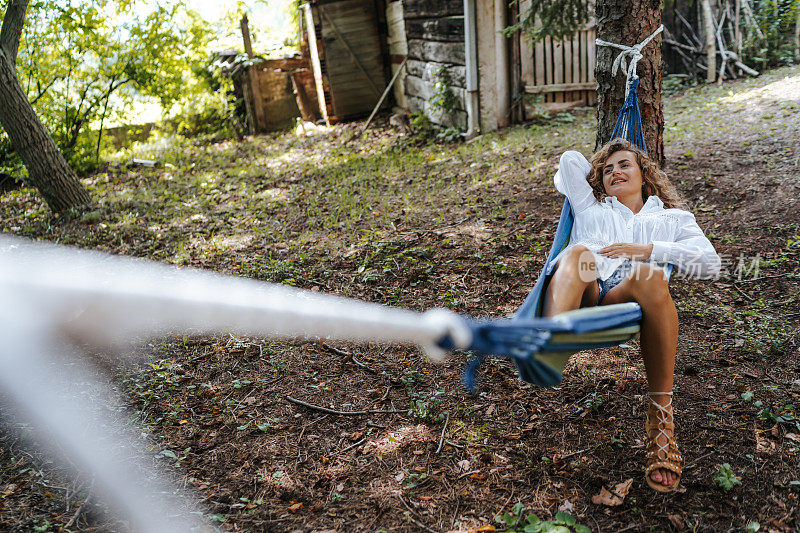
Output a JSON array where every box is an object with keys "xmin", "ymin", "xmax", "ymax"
[
  {"xmin": 553, "ymin": 150, "xmax": 596, "ymax": 213},
  {"xmin": 651, "ymin": 210, "xmax": 721, "ymax": 279}
]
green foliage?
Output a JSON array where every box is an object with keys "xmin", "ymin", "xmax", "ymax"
[
  {"xmin": 170, "ymin": 55, "xmax": 243, "ymax": 138},
  {"xmin": 663, "ymin": 74, "xmax": 694, "ymax": 95},
  {"xmin": 429, "ymin": 65, "xmax": 459, "ymax": 116},
  {"xmin": 402, "ymin": 369, "xmax": 446, "ymax": 422},
  {"xmin": 743, "ymin": 0, "xmax": 800, "ymax": 69},
  {"xmin": 0, "ymin": 0, "xmax": 213, "ymax": 175},
  {"xmin": 713, "ymin": 463, "xmax": 742, "ymax": 491},
  {"xmin": 408, "ymin": 65, "xmax": 464, "ymax": 141},
  {"xmin": 757, "ymin": 402, "xmax": 797, "ymax": 426},
  {"xmin": 409, "ymin": 111, "xmax": 433, "ymax": 134},
  {"xmin": 436, "ymin": 127, "xmax": 462, "ymax": 142},
  {"xmin": 402, "ymin": 472, "xmax": 428, "ymax": 490},
  {"xmin": 553, "ymin": 112, "xmax": 575, "ymax": 124},
  {"xmin": 496, "ymin": 502, "xmax": 591, "ymax": 533},
  {"xmin": 505, "ymin": 0, "xmax": 592, "ymax": 44}
]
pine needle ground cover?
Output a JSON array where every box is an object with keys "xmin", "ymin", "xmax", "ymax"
[{"xmin": 0, "ymin": 66, "xmax": 798, "ymax": 532}]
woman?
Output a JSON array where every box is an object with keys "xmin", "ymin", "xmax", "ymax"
[{"xmin": 545, "ymin": 139, "xmax": 720, "ymax": 492}]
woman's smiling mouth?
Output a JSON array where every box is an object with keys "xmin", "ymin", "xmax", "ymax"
[{"xmin": 610, "ymin": 177, "xmax": 627, "ymax": 185}]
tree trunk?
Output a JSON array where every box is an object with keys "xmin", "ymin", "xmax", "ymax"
[
  {"xmin": 701, "ymin": 0, "xmax": 716, "ymax": 83},
  {"xmin": 794, "ymin": 6, "xmax": 800, "ymax": 62},
  {"xmin": 0, "ymin": 0, "xmax": 91, "ymax": 213},
  {"xmin": 595, "ymin": 0, "xmax": 664, "ymax": 166}
]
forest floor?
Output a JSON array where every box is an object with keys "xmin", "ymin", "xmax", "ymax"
[{"xmin": 1, "ymin": 65, "xmax": 799, "ymax": 532}]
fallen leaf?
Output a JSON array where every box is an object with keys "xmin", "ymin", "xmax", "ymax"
[
  {"xmin": 785, "ymin": 433, "xmax": 800, "ymax": 442},
  {"xmin": 756, "ymin": 431, "xmax": 777, "ymax": 454},
  {"xmin": 668, "ymin": 513, "xmax": 685, "ymax": 530},
  {"xmin": 476, "ymin": 526, "xmax": 496, "ymax": 532},
  {"xmin": 456, "ymin": 459, "xmax": 471, "ymax": 473},
  {"xmin": 288, "ymin": 502, "xmax": 303, "ymax": 512},
  {"xmin": 2, "ymin": 484, "xmax": 16, "ymax": 497},
  {"xmin": 591, "ymin": 478, "xmax": 633, "ymax": 506}
]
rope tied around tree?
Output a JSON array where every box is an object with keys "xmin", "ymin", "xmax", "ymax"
[
  {"xmin": 595, "ymin": 25, "xmax": 664, "ymax": 94},
  {"xmin": 594, "ymin": 24, "xmax": 664, "ymax": 153}
]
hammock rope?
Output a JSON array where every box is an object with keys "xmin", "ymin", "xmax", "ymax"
[
  {"xmin": 595, "ymin": 25, "xmax": 664, "ymax": 95},
  {"xmin": 595, "ymin": 25, "xmax": 664, "ymax": 153}
]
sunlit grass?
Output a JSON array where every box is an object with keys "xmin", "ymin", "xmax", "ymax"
[{"xmin": 2, "ymin": 66, "xmax": 798, "ymax": 280}]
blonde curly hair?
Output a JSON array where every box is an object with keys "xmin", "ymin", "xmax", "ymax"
[{"xmin": 587, "ymin": 139, "xmax": 684, "ymax": 209}]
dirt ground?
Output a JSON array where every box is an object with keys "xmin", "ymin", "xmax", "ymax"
[{"xmin": 1, "ymin": 66, "xmax": 799, "ymax": 532}]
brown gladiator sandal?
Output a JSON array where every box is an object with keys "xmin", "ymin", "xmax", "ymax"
[{"xmin": 644, "ymin": 392, "xmax": 683, "ymax": 493}]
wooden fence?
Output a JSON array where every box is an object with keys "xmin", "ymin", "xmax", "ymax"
[{"xmin": 519, "ymin": 19, "xmax": 597, "ymax": 114}]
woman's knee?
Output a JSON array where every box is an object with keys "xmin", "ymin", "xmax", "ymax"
[
  {"xmin": 628, "ymin": 264, "xmax": 671, "ymax": 300},
  {"xmin": 555, "ymin": 245, "xmax": 597, "ymax": 283}
]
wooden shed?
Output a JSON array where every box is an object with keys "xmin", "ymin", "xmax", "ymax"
[
  {"xmin": 229, "ymin": 56, "xmax": 320, "ymax": 133},
  {"xmin": 376, "ymin": 0, "xmax": 599, "ymax": 133},
  {"xmin": 220, "ymin": 14, "xmax": 322, "ymax": 134},
  {"xmin": 303, "ymin": 0, "xmax": 391, "ymax": 124}
]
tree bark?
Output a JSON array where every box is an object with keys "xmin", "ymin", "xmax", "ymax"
[
  {"xmin": 701, "ymin": 0, "xmax": 716, "ymax": 83},
  {"xmin": 595, "ymin": 0, "xmax": 664, "ymax": 166},
  {"xmin": 794, "ymin": 5, "xmax": 800, "ymax": 62},
  {"xmin": 0, "ymin": 0, "xmax": 91, "ymax": 213}
]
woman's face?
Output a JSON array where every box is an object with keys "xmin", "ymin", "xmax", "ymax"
[{"xmin": 602, "ymin": 150, "xmax": 644, "ymax": 199}]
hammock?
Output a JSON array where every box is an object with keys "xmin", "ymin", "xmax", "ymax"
[{"xmin": 454, "ymin": 26, "xmax": 667, "ymax": 392}]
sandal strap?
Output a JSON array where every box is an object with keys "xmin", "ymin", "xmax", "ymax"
[{"xmin": 644, "ymin": 391, "xmax": 683, "ymax": 479}]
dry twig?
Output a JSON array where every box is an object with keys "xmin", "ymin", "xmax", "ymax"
[
  {"xmin": 398, "ymin": 495, "xmax": 439, "ymax": 533},
  {"xmin": 436, "ymin": 412, "xmax": 451, "ymax": 454},
  {"xmin": 285, "ymin": 396, "xmax": 404, "ymax": 416}
]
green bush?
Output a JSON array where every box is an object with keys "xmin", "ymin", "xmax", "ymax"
[{"xmin": 743, "ymin": 0, "xmax": 800, "ymax": 69}]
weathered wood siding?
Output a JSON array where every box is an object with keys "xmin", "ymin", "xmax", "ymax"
[
  {"xmin": 403, "ymin": 0, "xmax": 467, "ymax": 130},
  {"xmin": 255, "ymin": 67, "xmax": 301, "ymax": 131},
  {"xmin": 310, "ymin": 0, "xmax": 388, "ymax": 122}
]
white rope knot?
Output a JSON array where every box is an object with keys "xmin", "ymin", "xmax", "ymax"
[{"xmin": 596, "ymin": 25, "xmax": 664, "ymax": 93}]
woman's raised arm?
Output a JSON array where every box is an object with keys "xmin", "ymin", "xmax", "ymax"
[{"xmin": 553, "ymin": 151, "xmax": 596, "ymax": 213}]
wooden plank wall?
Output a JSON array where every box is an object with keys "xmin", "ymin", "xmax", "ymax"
[
  {"xmin": 312, "ymin": 0, "xmax": 387, "ymax": 122},
  {"xmin": 254, "ymin": 67, "xmax": 300, "ymax": 131},
  {"xmin": 403, "ymin": 0, "xmax": 467, "ymax": 130},
  {"xmin": 520, "ymin": 24, "xmax": 597, "ymax": 116}
]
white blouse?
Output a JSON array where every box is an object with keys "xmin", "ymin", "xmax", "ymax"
[{"xmin": 552, "ymin": 150, "xmax": 721, "ymax": 280}]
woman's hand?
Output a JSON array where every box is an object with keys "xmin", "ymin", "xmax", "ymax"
[{"xmin": 599, "ymin": 243, "xmax": 653, "ymax": 260}]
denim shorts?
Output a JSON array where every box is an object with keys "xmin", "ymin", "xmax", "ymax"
[{"xmin": 597, "ymin": 262, "xmax": 634, "ymax": 305}]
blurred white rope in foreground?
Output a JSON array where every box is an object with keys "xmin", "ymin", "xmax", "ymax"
[{"xmin": 0, "ymin": 236, "xmax": 472, "ymax": 532}]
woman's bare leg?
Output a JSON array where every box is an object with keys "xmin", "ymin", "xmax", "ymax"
[
  {"xmin": 601, "ymin": 264, "xmax": 679, "ymax": 488},
  {"xmin": 544, "ymin": 245, "xmax": 600, "ymax": 317}
]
